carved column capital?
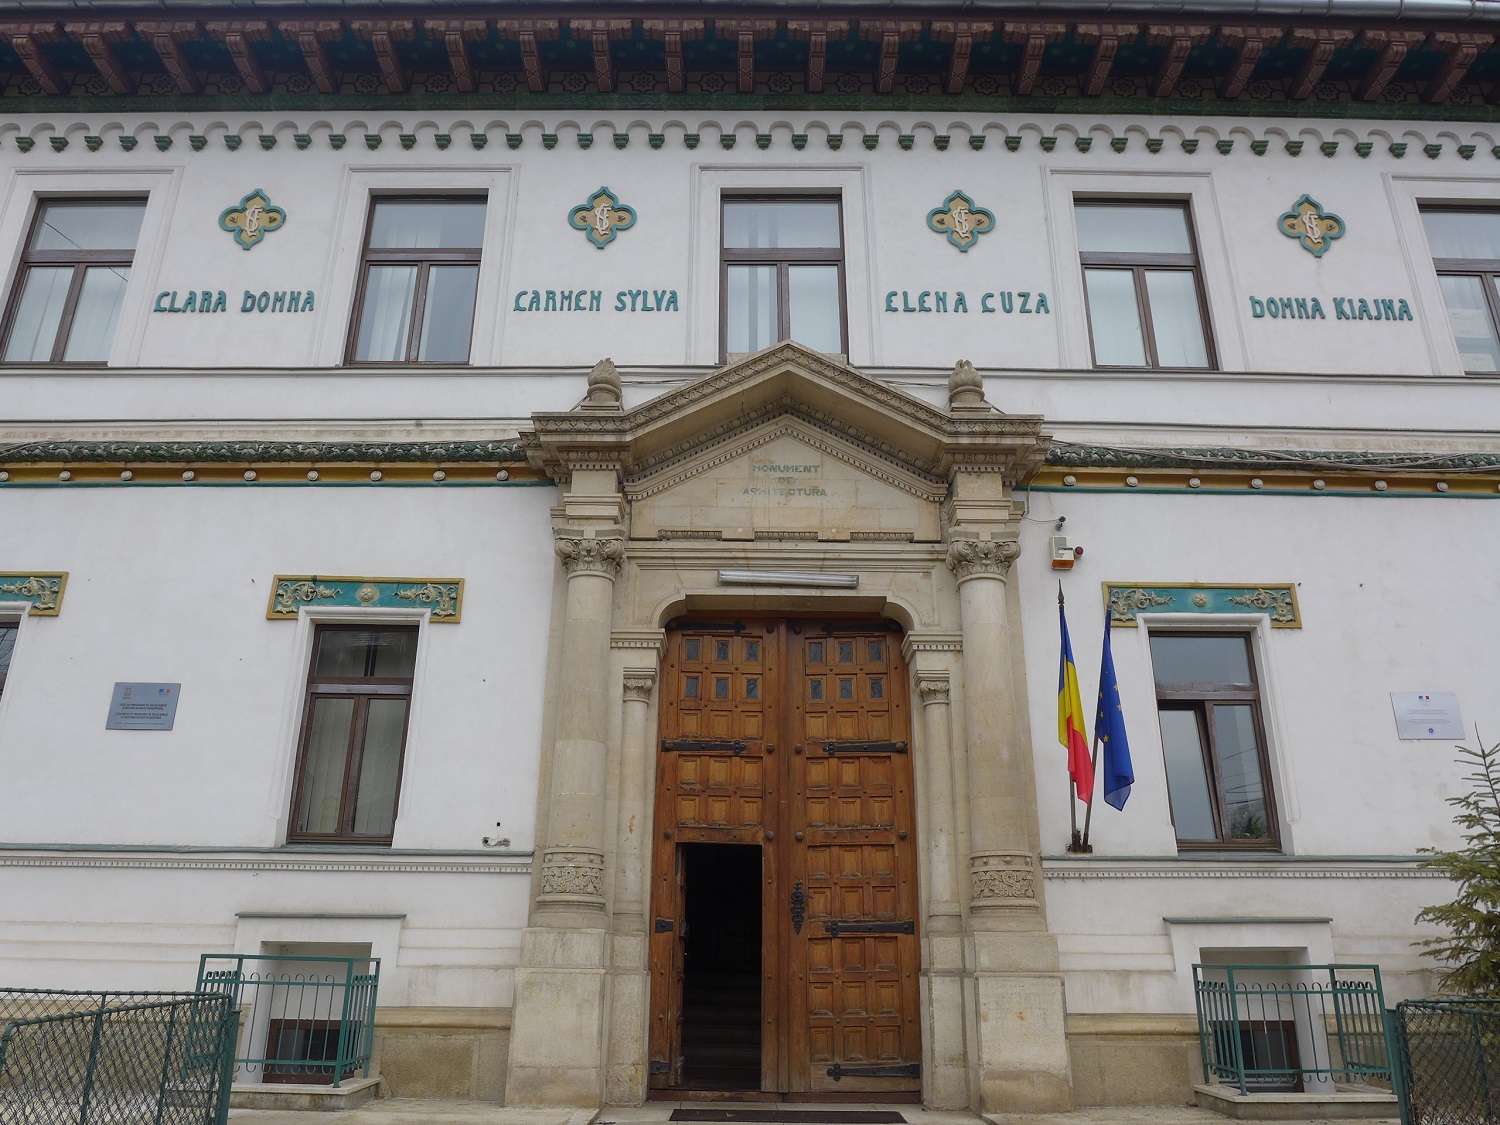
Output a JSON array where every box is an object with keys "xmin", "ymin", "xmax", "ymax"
[
  {"xmin": 554, "ymin": 530, "xmax": 626, "ymax": 578},
  {"xmin": 537, "ymin": 847, "xmax": 607, "ymax": 907},
  {"xmin": 917, "ymin": 675, "xmax": 951, "ymax": 706},
  {"xmin": 944, "ymin": 536, "xmax": 1020, "ymax": 582},
  {"xmin": 623, "ymin": 670, "xmax": 657, "ymax": 702},
  {"xmin": 969, "ymin": 851, "xmax": 1038, "ymax": 905}
]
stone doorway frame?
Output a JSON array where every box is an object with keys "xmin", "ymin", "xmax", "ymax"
[{"xmin": 506, "ymin": 343, "xmax": 1074, "ymax": 1114}]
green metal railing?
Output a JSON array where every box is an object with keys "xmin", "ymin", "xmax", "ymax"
[
  {"xmin": 195, "ymin": 954, "xmax": 379, "ymax": 1089},
  {"xmin": 1392, "ymin": 998, "xmax": 1500, "ymax": 1125},
  {"xmin": 0, "ymin": 989, "xmax": 236, "ymax": 1125},
  {"xmin": 1194, "ymin": 963, "xmax": 1394, "ymax": 1095}
]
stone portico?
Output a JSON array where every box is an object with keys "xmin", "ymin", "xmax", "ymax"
[{"xmin": 505, "ymin": 342, "xmax": 1071, "ymax": 1111}]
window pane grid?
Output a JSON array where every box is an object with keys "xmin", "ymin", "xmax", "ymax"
[
  {"xmin": 2, "ymin": 199, "xmax": 145, "ymax": 365},
  {"xmin": 721, "ymin": 198, "xmax": 845, "ymax": 358}
]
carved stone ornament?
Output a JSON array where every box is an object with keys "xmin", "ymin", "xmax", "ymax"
[
  {"xmin": 0, "ymin": 574, "xmax": 66, "ymax": 615},
  {"xmin": 568, "ymin": 186, "xmax": 636, "ymax": 249},
  {"xmin": 218, "ymin": 188, "xmax": 286, "ymax": 250},
  {"xmin": 583, "ymin": 357, "xmax": 623, "ymax": 409},
  {"xmin": 537, "ymin": 848, "xmax": 606, "ymax": 904},
  {"xmin": 917, "ymin": 677, "xmax": 951, "ymax": 705},
  {"xmin": 971, "ymin": 852, "xmax": 1037, "ymax": 902},
  {"xmin": 1277, "ymin": 194, "xmax": 1345, "ymax": 258},
  {"xmin": 948, "ymin": 358, "xmax": 988, "ymax": 411},
  {"xmin": 945, "ymin": 537, "xmax": 1021, "ymax": 582},
  {"xmin": 926, "ymin": 189, "xmax": 995, "ymax": 252},
  {"xmin": 554, "ymin": 533, "xmax": 627, "ymax": 577},
  {"xmin": 623, "ymin": 672, "xmax": 657, "ymax": 702}
]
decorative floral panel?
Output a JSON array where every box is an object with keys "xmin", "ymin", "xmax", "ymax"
[
  {"xmin": 1104, "ymin": 583, "xmax": 1300, "ymax": 628},
  {"xmin": 267, "ymin": 576, "xmax": 464, "ymax": 622}
]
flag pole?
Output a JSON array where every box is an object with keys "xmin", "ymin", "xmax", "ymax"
[
  {"xmin": 1061, "ymin": 583, "xmax": 1083, "ymax": 853},
  {"xmin": 1080, "ymin": 729, "xmax": 1101, "ymax": 851}
]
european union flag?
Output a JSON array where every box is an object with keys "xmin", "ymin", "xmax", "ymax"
[{"xmin": 1096, "ymin": 608, "xmax": 1134, "ymax": 811}]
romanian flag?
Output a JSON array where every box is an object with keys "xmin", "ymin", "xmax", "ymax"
[{"xmin": 1057, "ymin": 598, "xmax": 1093, "ymax": 804}]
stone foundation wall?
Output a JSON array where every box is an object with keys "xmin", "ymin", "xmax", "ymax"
[
  {"xmin": 370, "ymin": 1007, "xmax": 511, "ymax": 1102},
  {"xmin": 1066, "ymin": 1014, "xmax": 1201, "ymax": 1106}
]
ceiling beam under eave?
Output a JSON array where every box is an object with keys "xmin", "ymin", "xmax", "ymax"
[
  {"xmin": 5, "ymin": 22, "xmax": 65, "ymax": 95},
  {"xmin": 1004, "ymin": 21, "xmax": 1066, "ymax": 97},
  {"xmin": 424, "ymin": 20, "xmax": 486, "ymax": 94},
  {"xmin": 1075, "ymin": 22, "xmax": 1138, "ymax": 96},
  {"xmin": 1424, "ymin": 30, "xmax": 1493, "ymax": 103},
  {"xmin": 571, "ymin": 18, "xmax": 628, "ymax": 93},
  {"xmin": 71, "ymin": 21, "xmax": 129, "ymax": 94},
  {"xmin": 137, "ymin": 20, "xmax": 199, "ymax": 94},
  {"xmin": 789, "ymin": 18, "xmax": 845, "ymax": 95},
  {"xmin": 279, "ymin": 19, "xmax": 339, "ymax": 95},
  {"xmin": 349, "ymin": 20, "xmax": 412, "ymax": 94},
  {"xmin": 1216, "ymin": 25, "xmax": 1284, "ymax": 99},
  {"xmin": 930, "ymin": 21, "xmax": 991, "ymax": 95},
  {"xmin": 498, "ymin": 19, "xmax": 554, "ymax": 94},
  {"xmin": 1147, "ymin": 25, "xmax": 1209, "ymax": 98},
  {"xmin": 203, "ymin": 20, "xmax": 268, "ymax": 94},
  {"xmin": 1355, "ymin": 29, "xmax": 1424, "ymax": 102},
  {"xmin": 647, "ymin": 18, "xmax": 700, "ymax": 94},
  {"xmin": 1287, "ymin": 27, "xmax": 1354, "ymax": 100}
]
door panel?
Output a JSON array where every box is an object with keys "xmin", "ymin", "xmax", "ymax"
[{"xmin": 649, "ymin": 619, "xmax": 919, "ymax": 1095}]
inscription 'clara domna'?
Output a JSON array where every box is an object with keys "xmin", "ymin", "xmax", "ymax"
[{"xmin": 153, "ymin": 289, "xmax": 315, "ymax": 313}]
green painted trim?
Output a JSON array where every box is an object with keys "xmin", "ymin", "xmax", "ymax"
[
  {"xmin": 1043, "ymin": 854, "xmax": 1428, "ymax": 863},
  {"xmin": 0, "ymin": 841, "xmax": 533, "ymax": 858},
  {"xmin": 4, "ymin": 90, "xmax": 1499, "ymax": 123},
  {"xmin": 1105, "ymin": 582, "xmax": 1300, "ymax": 627},
  {"xmin": 0, "ymin": 480, "xmax": 551, "ymax": 488},
  {"xmin": 268, "ymin": 575, "xmax": 464, "ymax": 621},
  {"xmin": 1030, "ymin": 484, "xmax": 1497, "ymax": 497},
  {"xmin": 1045, "ymin": 444, "xmax": 1500, "ymax": 472},
  {"xmin": 0, "ymin": 439, "xmax": 526, "ymax": 463},
  {"xmin": 0, "ymin": 573, "xmax": 66, "ymax": 615}
]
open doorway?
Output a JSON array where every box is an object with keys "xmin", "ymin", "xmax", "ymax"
[{"xmin": 680, "ymin": 844, "xmax": 762, "ymax": 1089}]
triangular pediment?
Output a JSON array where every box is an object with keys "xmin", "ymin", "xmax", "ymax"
[{"xmin": 522, "ymin": 342, "xmax": 1049, "ymax": 487}]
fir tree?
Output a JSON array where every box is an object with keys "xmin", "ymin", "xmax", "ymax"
[{"xmin": 1416, "ymin": 731, "xmax": 1500, "ymax": 997}]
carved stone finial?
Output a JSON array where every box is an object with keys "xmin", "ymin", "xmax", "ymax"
[
  {"xmin": 944, "ymin": 536, "xmax": 1021, "ymax": 582},
  {"xmin": 582, "ymin": 357, "xmax": 622, "ymax": 409},
  {"xmin": 948, "ymin": 358, "xmax": 988, "ymax": 411}
]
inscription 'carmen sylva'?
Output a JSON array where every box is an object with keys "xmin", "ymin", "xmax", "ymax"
[{"xmin": 513, "ymin": 288, "xmax": 680, "ymax": 312}]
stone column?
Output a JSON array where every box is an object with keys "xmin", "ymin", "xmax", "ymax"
[
  {"xmin": 916, "ymin": 672, "xmax": 962, "ymax": 927},
  {"xmin": 605, "ymin": 665, "xmax": 658, "ymax": 1104},
  {"xmin": 506, "ymin": 528, "xmax": 625, "ymax": 1107},
  {"xmin": 945, "ymin": 535, "xmax": 1039, "ymax": 921}
]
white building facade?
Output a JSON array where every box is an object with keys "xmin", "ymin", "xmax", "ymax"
[{"xmin": 0, "ymin": 0, "xmax": 1497, "ymax": 1109}]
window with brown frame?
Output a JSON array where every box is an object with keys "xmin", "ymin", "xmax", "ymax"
[
  {"xmin": 1150, "ymin": 632, "xmax": 1279, "ymax": 850},
  {"xmin": 1420, "ymin": 208, "xmax": 1500, "ymax": 374},
  {"xmin": 347, "ymin": 197, "xmax": 486, "ymax": 364},
  {"xmin": 721, "ymin": 197, "xmax": 845, "ymax": 359},
  {"xmin": 0, "ymin": 622, "xmax": 15, "ymax": 700},
  {"xmin": 287, "ymin": 625, "xmax": 417, "ymax": 845},
  {"xmin": 1075, "ymin": 201, "xmax": 1215, "ymax": 370},
  {"xmin": 1, "ymin": 199, "xmax": 146, "ymax": 364}
]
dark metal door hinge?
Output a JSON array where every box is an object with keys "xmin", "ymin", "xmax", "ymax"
[
  {"xmin": 654, "ymin": 918, "xmax": 674, "ymax": 933},
  {"xmin": 821, "ymin": 740, "xmax": 908, "ymax": 755},
  {"xmin": 824, "ymin": 919, "xmax": 915, "ymax": 936},
  {"xmin": 661, "ymin": 738, "xmax": 749, "ymax": 754},
  {"xmin": 826, "ymin": 1062, "xmax": 920, "ymax": 1080}
]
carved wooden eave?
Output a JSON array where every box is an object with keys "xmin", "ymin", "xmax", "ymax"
[{"xmin": 520, "ymin": 341, "xmax": 1050, "ymax": 490}]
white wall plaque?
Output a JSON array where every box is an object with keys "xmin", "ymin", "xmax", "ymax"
[
  {"xmin": 106, "ymin": 682, "xmax": 181, "ymax": 731},
  {"xmin": 1391, "ymin": 692, "xmax": 1464, "ymax": 740}
]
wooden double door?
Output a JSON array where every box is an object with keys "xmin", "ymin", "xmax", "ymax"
[{"xmin": 648, "ymin": 618, "xmax": 922, "ymax": 1096}]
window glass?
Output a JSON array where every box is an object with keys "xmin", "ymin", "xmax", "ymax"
[
  {"xmin": 314, "ymin": 629, "xmax": 418, "ymax": 678},
  {"xmin": 723, "ymin": 201, "xmax": 840, "ymax": 248},
  {"xmin": 1159, "ymin": 709, "xmax": 1217, "ymax": 842},
  {"xmin": 355, "ymin": 266, "xmax": 418, "ymax": 362},
  {"xmin": 1150, "ymin": 635, "xmax": 1252, "ymax": 685},
  {"xmin": 787, "ymin": 265, "xmax": 842, "ymax": 353},
  {"xmin": 32, "ymin": 201, "xmax": 145, "ymax": 252},
  {"xmin": 1076, "ymin": 204, "xmax": 1192, "ymax": 254},
  {"xmin": 417, "ymin": 265, "xmax": 479, "ymax": 362},
  {"xmin": 1214, "ymin": 704, "xmax": 1271, "ymax": 840},
  {"xmin": 1422, "ymin": 211, "xmax": 1500, "ymax": 261},
  {"xmin": 369, "ymin": 199, "xmax": 485, "ymax": 249},
  {"xmin": 0, "ymin": 623, "xmax": 15, "ymax": 698},
  {"xmin": 62, "ymin": 267, "xmax": 131, "ymax": 362},
  {"xmin": 352, "ymin": 698, "xmax": 408, "ymax": 836},
  {"xmin": 295, "ymin": 697, "xmax": 356, "ymax": 834},
  {"xmin": 1436, "ymin": 275, "xmax": 1500, "ymax": 373},
  {"xmin": 727, "ymin": 264, "xmax": 777, "ymax": 353},
  {"xmin": 2, "ymin": 267, "xmax": 71, "ymax": 362},
  {"xmin": 1084, "ymin": 269, "xmax": 1147, "ymax": 366},
  {"xmin": 1144, "ymin": 270, "xmax": 1209, "ymax": 368}
]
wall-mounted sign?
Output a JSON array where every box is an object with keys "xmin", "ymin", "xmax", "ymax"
[
  {"xmin": 1278, "ymin": 194, "xmax": 1344, "ymax": 258},
  {"xmin": 106, "ymin": 682, "xmax": 181, "ymax": 730},
  {"xmin": 1248, "ymin": 295, "xmax": 1412, "ymax": 322},
  {"xmin": 926, "ymin": 190, "xmax": 994, "ymax": 253},
  {"xmin": 219, "ymin": 189, "xmax": 286, "ymax": 251},
  {"xmin": 884, "ymin": 289, "xmax": 1050, "ymax": 314},
  {"xmin": 153, "ymin": 290, "xmax": 315, "ymax": 314},
  {"xmin": 513, "ymin": 287, "xmax": 679, "ymax": 313},
  {"xmin": 1391, "ymin": 692, "xmax": 1464, "ymax": 740},
  {"xmin": 568, "ymin": 186, "xmax": 636, "ymax": 249}
]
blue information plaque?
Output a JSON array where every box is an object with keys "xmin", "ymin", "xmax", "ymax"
[{"xmin": 106, "ymin": 683, "xmax": 182, "ymax": 731}]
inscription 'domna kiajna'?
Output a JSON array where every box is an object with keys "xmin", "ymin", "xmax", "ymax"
[{"xmin": 1249, "ymin": 295, "xmax": 1414, "ymax": 321}]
